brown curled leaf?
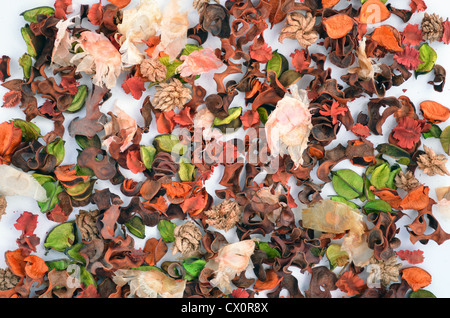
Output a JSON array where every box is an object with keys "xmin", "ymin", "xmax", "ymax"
[{"xmin": 77, "ymin": 147, "xmax": 117, "ymax": 180}]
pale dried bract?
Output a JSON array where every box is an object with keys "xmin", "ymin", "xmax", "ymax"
[
  {"xmin": 395, "ymin": 170, "xmax": 421, "ymax": 192},
  {"xmin": 422, "ymin": 13, "xmax": 444, "ymax": 42},
  {"xmin": 417, "ymin": 145, "xmax": 450, "ymax": 176},
  {"xmin": 140, "ymin": 58, "xmax": 167, "ymax": 82},
  {"xmin": 204, "ymin": 199, "xmax": 242, "ymax": 232}
]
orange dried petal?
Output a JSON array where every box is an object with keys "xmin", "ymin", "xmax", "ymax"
[
  {"xmin": 401, "ymin": 267, "xmax": 432, "ymax": 291},
  {"xmin": 253, "ymin": 269, "xmax": 283, "ymax": 292},
  {"xmin": 420, "ymin": 100, "xmax": 450, "ymax": 123},
  {"xmin": 5, "ymin": 249, "xmax": 26, "ymax": 277},
  {"xmin": 359, "ymin": 0, "xmax": 391, "ymax": 24},
  {"xmin": 24, "ymin": 255, "xmax": 49, "ymax": 279},
  {"xmin": 322, "ymin": 0, "xmax": 340, "ymax": 9},
  {"xmin": 322, "ymin": 14, "xmax": 355, "ymax": 39},
  {"xmin": 106, "ymin": 0, "xmax": 131, "ymax": 9},
  {"xmin": 371, "ymin": 25, "xmax": 403, "ymax": 52}
]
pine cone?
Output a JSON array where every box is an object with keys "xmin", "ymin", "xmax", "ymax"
[
  {"xmin": 0, "ymin": 268, "xmax": 20, "ymax": 291},
  {"xmin": 422, "ymin": 13, "xmax": 444, "ymax": 42},
  {"xmin": 75, "ymin": 209, "xmax": 101, "ymax": 242},
  {"xmin": 394, "ymin": 171, "xmax": 421, "ymax": 192},
  {"xmin": 279, "ymin": 12, "xmax": 319, "ymax": 48},
  {"xmin": 152, "ymin": 78, "xmax": 192, "ymax": 112},
  {"xmin": 417, "ymin": 145, "xmax": 450, "ymax": 176},
  {"xmin": 140, "ymin": 58, "xmax": 167, "ymax": 83},
  {"xmin": 204, "ymin": 199, "xmax": 241, "ymax": 231},
  {"xmin": 172, "ymin": 221, "xmax": 202, "ymax": 256}
]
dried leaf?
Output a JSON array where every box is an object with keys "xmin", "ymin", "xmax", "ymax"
[
  {"xmin": 401, "ymin": 267, "xmax": 432, "ymax": 291},
  {"xmin": 122, "ymin": 76, "xmax": 146, "ymax": 100},
  {"xmin": 336, "ymin": 270, "xmax": 366, "ymax": 296},
  {"xmin": 396, "ymin": 250, "xmax": 425, "ymax": 264},
  {"xmin": 359, "ymin": 0, "xmax": 391, "ymax": 24},
  {"xmin": 402, "ymin": 24, "xmax": 423, "ymax": 46},
  {"xmin": 420, "ymin": 100, "xmax": 450, "ymax": 123},
  {"xmin": 394, "ymin": 46, "xmax": 423, "ymax": 71},
  {"xmin": 322, "ymin": 14, "xmax": 355, "ymax": 39}
]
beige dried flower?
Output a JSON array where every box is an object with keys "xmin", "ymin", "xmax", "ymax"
[
  {"xmin": 279, "ymin": 12, "xmax": 319, "ymax": 48},
  {"xmin": 75, "ymin": 210, "xmax": 102, "ymax": 242},
  {"xmin": 422, "ymin": 13, "xmax": 444, "ymax": 42},
  {"xmin": 140, "ymin": 58, "xmax": 167, "ymax": 83},
  {"xmin": 417, "ymin": 145, "xmax": 450, "ymax": 176},
  {"xmin": 204, "ymin": 199, "xmax": 241, "ymax": 232},
  {"xmin": 152, "ymin": 78, "xmax": 192, "ymax": 112},
  {"xmin": 0, "ymin": 268, "xmax": 20, "ymax": 291},
  {"xmin": 172, "ymin": 221, "xmax": 202, "ymax": 256},
  {"xmin": 394, "ymin": 171, "xmax": 421, "ymax": 192},
  {"xmin": 367, "ymin": 256, "xmax": 401, "ymax": 288}
]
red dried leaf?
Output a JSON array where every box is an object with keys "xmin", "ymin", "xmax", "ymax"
[
  {"xmin": 290, "ymin": 49, "xmax": 312, "ymax": 73},
  {"xmin": 240, "ymin": 110, "xmax": 260, "ymax": 130},
  {"xmin": 126, "ymin": 149, "xmax": 146, "ymax": 174},
  {"xmin": 442, "ymin": 19, "xmax": 450, "ymax": 44},
  {"xmin": 402, "ymin": 24, "xmax": 423, "ymax": 46},
  {"xmin": 143, "ymin": 237, "xmax": 168, "ymax": 266},
  {"xmin": 76, "ymin": 285, "xmax": 100, "ymax": 298},
  {"xmin": 231, "ymin": 288, "xmax": 250, "ymax": 298},
  {"xmin": 394, "ymin": 46, "xmax": 423, "ymax": 71},
  {"xmin": 173, "ymin": 107, "xmax": 194, "ymax": 127},
  {"xmin": 396, "ymin": 250, "xmax": 425, "ymax": 264},
  {"xmin": 319, "ymin": 101, "xmax": 348, "ymax": 125},
  {"xmin": 351, "ymin": 123, "xmax": 371, "ymax": 138},
  {"xmin": 336, "ymin": 271, "xmax": 366, "ymax": 296},
  {"xmin": 14, "ymin": 212, "xmax": 38, "ymax": 236},
  {"xmin": 155, "ymin": 110, "xmax": 176, "ymax": 134},
  {"xmin": 392, "ymin": 117, "xmax": 422, "ymax": 149},
  {"xmin": 409, "ymin": 0, "xmax": 427, "ymax": 12},
  {"xmin": 180, "ymin": 188, "xmax": 208, "ymax": 216},
  {"xmin": 122, "ymin": 76, "xmax": 146, "ymax": 100},
  {"xmin": 87, "ymin": 1, "xmax": 103, "ymax": 26},
  {"xmin": 60, "ymin": 77, "xmax": 79, "ymax": 95},
  {"xmin": 249, "ymin": 42, "xmax": 273, "ymax": 64},
  {"xmin": 54, "ymin": 0, "xmax": 73, "ymax": 19},
  {"xmin": 2, "ymin": 90, "xmax": 22, "ymax": 108}
]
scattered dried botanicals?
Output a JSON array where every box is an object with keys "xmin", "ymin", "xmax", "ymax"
[{"xmin": 0, "ymin": 0, "xmax": 449, "ymax": 300}]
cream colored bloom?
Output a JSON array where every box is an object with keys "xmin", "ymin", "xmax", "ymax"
[
  {"xmin": 152, "ymin": 0, "xmax": 189, "ymax": 61},
  {"xmin": 51, "ymin": 16, "xmax": 77, "ymax": 68},
  {"xmin": 71, "ymin": 31, "xmax": 122, "ymax": 89},
  {"xmin": 116, "ymin": 0, "xmax": 162, "ymax": 67},
  {"xmin": 264, "ymin": 84, "xmax": 312, "ymax": 168},
  {"xmin": 112, "ymin": 269, "xmax": 186, "ymax": 298},
  {"xmin": 177, "ymin": 48, "xmax": 223, "ymax": 78},
  {"xmin": 205, "ymin": 240, "xmax": 255, "ymax": 293}
]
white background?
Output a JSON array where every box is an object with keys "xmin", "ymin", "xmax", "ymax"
[{"xmin": 0, "ymin": 0, "xmax": 450, "ymax": 298}]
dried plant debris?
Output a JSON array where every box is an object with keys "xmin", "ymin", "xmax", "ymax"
[{"xmin": 0, "ymin": 0, "xmax": 449, "ymax": 299}]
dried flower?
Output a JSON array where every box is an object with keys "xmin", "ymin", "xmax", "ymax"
[
  {"xmin": 116, "ymin": 0, "xmax": 162, "ymax": 67},
  {"xmin": 172, "ymin": 221, "xmax": 202, "ymax": 256},
  {"xmin": 177, "ymin": 48, "xmax": 223, "ymax": 78},
  {"xmin": 139, "ymin": 58, "xmax": 167, "ymax": 82},
  {"xmin": 395, "ymin": 171, "xmax": 421, "ymax": 192},
  {"xmin": 422, "ymin": 13, "xmax": 444, "ymax": 42},
  {"xmin": 152, "ymin": 78, "xmax": 192, "ymax": 112},
  {"xmin": 265, "ymin": 84, "xmax": 313, "ymax": 168},
  {"xmin": 279, "ymin": 12, "xmax": 318, "ymax": 48},
  {"xmin": 112, "ymin": 268, "xmax": 187, "ymax": 298},
  {"xmin": 152, "ymin": 0, "xmax": 189, "ymax": 61},
  {"xmin": 348, "ymin": 38, "xmax": 382, "ymax": 81},
  {"xmin": 71, "ymin": 31, "xmax": 122, "ymax": 89},
  {"xmin": 205, "ymin": 240, "xmax": 255, "ymax": 293},
  {"xmin": 0, "ymin": 268, "xmax": 20, "ymax": 291},
  {"xmin": 204, "ymin": 199, "xmax": 241, "ymax": 232},
  {"xmin": 51, "ymin": 16, "xmax": 76, "ymax": 68},
  {"xmin": 417, "ymin": 145, "xmax": 450, "ymax": 176},
  {"xmin": 0, "ymin": 165, "xmax": 47, "ymax": 202},
  {"xmin": 367, "ymin": 256, "xmax": 401, "ymax": 288}
]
